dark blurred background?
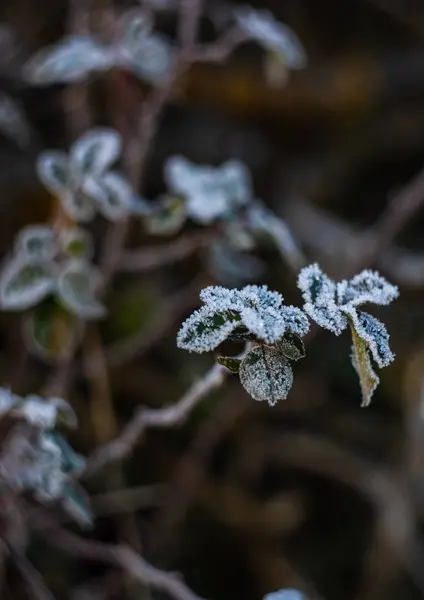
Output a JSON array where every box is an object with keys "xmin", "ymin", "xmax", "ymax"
[{"xmin": 2, "ymin": 1, "xmax": 424, "ymax": 599}]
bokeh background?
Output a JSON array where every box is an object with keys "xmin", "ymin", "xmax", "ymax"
[{"xmin": 1, "ymin": 0, "xmax": 424, "ymax": 599}]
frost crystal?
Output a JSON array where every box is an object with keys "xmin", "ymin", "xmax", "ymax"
[
  {"xmin": 240, "ymin": 345, "xmax": 293, "ymax": 406},
  {"xmin": 298, "ymin": 263, "xmax": 398, "ymax": 405},
  {"xmin": 235, "ymin": 7, "xmax": 307, "ymax": 70},
  {"xmin": 165, "ymin": 156, "xmax": 253, "ymax": 224},
  {"xmin": 177, "ymin": 284, "xmax": 309, "ymax": 352}
]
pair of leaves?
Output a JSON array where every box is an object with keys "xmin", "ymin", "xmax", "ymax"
[
  {"xmin": 37, "ymin": 128, "xmax": 132, "ymax": 223},
  {"xmin": 218, "ymin": 334, "xmax": 305, "ymax": 406},
  {"xmin": 297, "ymin": 264, "xmax": 398, "ymax": 405},
  {"xmin": 177, "ymin": 284, "xmax": 309, "ymax": 352},
  {"xmin": 23, "ymin": 9, "xmax": 172, "ymax": 87},
  {"xmin": 164, "ymin": 156, "xmax": 253, "ymax": 225}
]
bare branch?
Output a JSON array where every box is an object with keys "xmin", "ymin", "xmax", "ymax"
[{"xmin": 193, "ymin": 26, "xmax": 249, "ymax": 63}]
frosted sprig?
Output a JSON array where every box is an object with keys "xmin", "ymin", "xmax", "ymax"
[
  {"xmin": 297, "ymin": 264, "xmax": 398, "ymax": 405},
  {"xmin": 165, "ymin": 156, "xmax": 253, "ymax": 224},
  {"xmin": 178, "ymin": 284, "xmax": 309, "ymax": 352},
  {"xmin": 0, "ymin": 224, "xmax": 105, "ymax": 318},
  {"xmin": 235, "ymin": 6, "xmax": 307, "ymax": 70},
  {"xmin": 23, "ymin": 8, "xmax": 172, "ymax": 86},
  {"xmin": 36, "ymin": 128, "xmax": 136, "ymax": 223}
]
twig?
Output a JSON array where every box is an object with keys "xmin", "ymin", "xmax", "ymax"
[
  {"xmin": 193, "ymin": 26, "xmax": 249, "ymax": 63},
  {"xmin": 178, "ymin": 0, "xmax": 203, "ymax": 58},
  {"xmin": 82, "ymin": 362, "xmax": 228, "ymax": 478},
  {"xmin": 30, "ymin": 516, "xmax": 204, "ymax": 600}
]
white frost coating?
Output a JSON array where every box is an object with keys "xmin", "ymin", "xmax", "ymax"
[
  {"xmin": 297, "ymin": 263, "xmax": 347, "ymax": 335},
  {"xmin": 337, "ymin": 270, "xmax": 398, "ymax": 308},
  {"xmin": 61, "ymin": 188, "xmax": 97, "ymax": 223},
  {"xmin": 343, "ymin": 307, "xmax": 394, "ymax": 368},
  {"xmin": 0, "ymin": 387, "xmax": 17, "ymax": 414},
  {"xmin": 164, "ymin": 155, "xmax": 253, "ymax": 224},
  {"xmin": 240, "ymin": 346, "xmax": 293, "ymax": 405},
  {"xmin": 21, "ymin": 396, "xmax": 58, "ymax": 429},
  {"xmin": 15, "ymin": 225, "xmax": 57, "ymax": 260},
  {"xmin": 23, "ymin": 35, "xmax": 113, "ymax": 85},
  {"xmin": 235, "ymin": 7, "xmax": 307, "ymax": 69},
  {"xmin": 36, "ymin": 151, "xmax": 70, "ymax": 196},
  {"xmin": 71, "ymin": 128, "xmax": 122, "ymax": 178},
  {"xmin": 263, "ymin": 590, "xmax": 305, "ymax": 600},
  {"xmin": 83, "ymin": 171, "xmax": 133, "ymax": 220},
  {"xmin": 241, "ymin": 305, "xmax": 287, "ymax": 344},
  {"xmin": 199, "ymin": 285, "xmax": 243, "ymax": 310},
  {"xmin": 125, "ymin": 34, "xmax": 173, "ymax": 84},
  {"xmin": 177, "ymin": 305, "xmax": 239, "ymax": 353},
  {"xmin": 281, "ymin": 305, "xmax": 310, "ymax": 337},
  {"xmin": 57, "ymin": 260, "xmax": 106, "ymax": 320},
  {"xmin": 119, "ymin": 8, "xmax": 153, "ymax": 51},
  {"xmin": 0, "ymin": 258, "xmax": 56, "ymax": 310}
]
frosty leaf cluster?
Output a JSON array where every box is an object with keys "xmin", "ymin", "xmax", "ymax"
[
  {"xmin": 177, "ymin": 285, "xmax": 309, "ymax": 406},
  {"xmin": 23, "ymin": 8, "xmax": 172, "ymax": 86},
  {"xmin": 0, "ymin": 223, "xmax": 105, "ymax": 318},
  {"xmin": 0, "ymin": 387, "xmax": 92, "ymax": 527},
  {"xmin": 37, "ymin": 128, "xmax": 139, "ymax": 223},
  {"xmin": 298, "ymin": 264, "xmax": 398, "ymax": 405}
]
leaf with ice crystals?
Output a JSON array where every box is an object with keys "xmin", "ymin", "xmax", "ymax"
[
  {"xmin": 71, "ymin": 128, "xmax": 122, "ymax": 177},
  {"xmin": 277, "ymin": 333, "xmax": 305, "ymax": 361},
  {"xmin": 123, "ymin": 34, "xmax": 172, "ymax": 84},
  {"xmin": 15, "ymin": 225, "xmax": 57, "ymax": 261},
  {"xmin": 20, "ymin": 395, "xmax": 59, "ymax": 429},
  {"xmin": 23, "ymin": 35, "xmax": 113, "ymax": 85},
  {"xmin": 177, "ymin": 306, "xmax": 241, "ymax": 353},
  {"xmin": 235, "ymin": 7, "xmax": 307, "ymax": 69},
  {"xmin": 83, "ymin": 171, "xmax": 133, "ymax": 220},
  {"xmin": 351, "ymin": 327, "xmax": 379, "ymax": 407},
  {"xmin": 0, "ymin": 93, "xmax": 32, "ymax": 147},
  {"xmin": 36, "ymin": 151, "xmax": 70, "ymax": 196},
  {"xmin": 119, "ymin": 8, "xmax": 153, "ymax": 52},
  {"xmin": 216, "ymin": 356, "xmax": 242, "ymax": 373},
  {"xmin": 57, "ymin": 260, "xmax": 106, "ymax": 319},
  {"xmin": 337, "ymin": 270, "xmax": 398, "ymax": 308},
  {"xmin": 281, "ymin": 305, "xmax": 310, "ymax": 336},
  {"xmin": 263, "ymin": 590, "xmax": 305, "ymax": 600},
  {"xmin": 297, "ymin": 263, "xmax": 347, "ymax": 335},
  {"xmin": 0, "ymin": 258, "xmax": 56, "ymax": 310},
  {"xmin": 241, "ymin": 305, "xmax": 287, "ymax": 344},
  {"xmin": 239, "ymin": 284, "xmax": 283, "ymax": 310},
  {"xmin": 343, "ymin": 307, "xmax": 394, "ymax": 368},
  {"xmin": 217, "ymin": 159, "xmax": 252, "ymax": 207},
  {"xmin": 61, "ymin": 188, "xmax": 97, "ymax": 223},
  {"xmin": 239, "ymin": 345, "xmax": 293, "ymax": 405},
  {"xmin": 199, "ymin": 285, "xmax": 242, "ymax": 311},
  {"xmin": 59, "ymin": 227, "xmax": 93, "ymax": 260}
]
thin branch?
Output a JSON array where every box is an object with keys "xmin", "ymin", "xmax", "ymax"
[
  {"xmin": 193, "ymin": 26, "xmax": 249, "ymax": 63},
  {"xmin": 30, "ymin": 517, "xmax": 204, "ymax": 600},
  {"xmin": 82, "ymin": 362, "xmax": 228, "ymax": 478},
  {"xmin": 178, "ymin": 0, "xmax": 203, "ymax": 58}
]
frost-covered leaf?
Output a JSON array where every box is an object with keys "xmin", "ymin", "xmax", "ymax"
[
  {"xmin": 280, "ymin": 305, "xmax": 310, "ymax": 336},
  {"xmin": 239, "ymin": 345, "xmax": 293, "ymax": 405},
  {"xmin": 206, "ymin": 240, "xmax": 264, "ymax": 286},
  {"xmin": 146, "ymin": 195, "xmax": 187, "ymax": 235},
  {"xmin": 123, "ymin": 34, "xmax": 173, "ymax": 84},
  {"xmin": 15, "ymin": 225, "xmax": 57, "ymax": 260},
  {"xmin": 57, "ymin": 261, "xmax": 106, "ymax": 319},
  {"xmin": 119, "ymin": 8, "xmax": 153, "ymax": 51},
  {"xmin": 71, "ymin": 128, "xmax": 122, "ymax": 177},
  {"xmin": 0, "ymin": 92, "xmax": 32, "ymax": 147},
  {"xmin": 199, "ymin": 285, "xmax": 241, "ymax": 310},
  {"xmin": 23, "ymin": 35, "xmax": 112, "ymax": 84},
  {"xmin": 297, "ymin": 263, "xmax": 347, "ymax": 335},
  {"xmin": 343, "ymin": 307, "xmax": 394, "ymax": 368},
  {"xmin": 241, "ymin": 305, "xmax": 288, "ymax": 344},
  {"xmin": 0, "ymin": 258, "xmax": 56, "ymax": 310},
  {"xmin": 277, "ymin": 333, "xmax": 305, "ymax": 361},
  {"xmin": 337, "ymin": 270, "xmax": 398, "ymax": 308},
  {"xmin": 84, "ymin": 171, "xmax": 133, "ymax": 220},
  {"xmin": 216, "ymin": 356, "xmax": 242, "ymax": 373},
  {"xmin": 20, "ymin": 395, "xmax": 59, "ymax": 429},
  {"xmin": 226, "ymin": 326, "xmax": 257, "ymax": 342},
  {"xmin": 177, "ymin": 306, "xmax": 241, "ymax": 353},
  {"xmin": 23, "ymin": 298, "xmax": 83, "ymax": 362},
  {"xmin": 239, "ymin": 284, "xmax": 284, "ymax": 310},
  {"xmin": 36, "ymin": 151, "xmax": 70, "ymax": 196},
  {"xmin": 235, "ymin": 7, "xmax": 307, "ymax": 69},
  {"xmin": 218, "ymin": 159, "xmax": 253, "ymax": 207},
  {"xmin": 60, "ymin": 227, "xmax": 93, "ymax": 260},
  {"xmin": 61, "ymin": 188, "xmax": 97, "ymax": 222},
  {"xmin": 61, "ymin": 482, "xmax": 93, "ymax": 528},
  {"xmin": 0, "ymin": 387, "xmax": 18, "ymax": 415},
  {"xmin": 263, "ymin": 590, "xmax": 305, "ymax": 600},
  {"xmin": 351, "ymin": 327, "xmax": 379, "ymax": 407}
]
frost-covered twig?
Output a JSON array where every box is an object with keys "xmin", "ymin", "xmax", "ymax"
[
  {"xmin": 30, "ymin": 516, "xmax": 204, "ymax": 600},
  {"xmin": 83, "ymin": 362, "xmax": 230, "ymax": 477}
]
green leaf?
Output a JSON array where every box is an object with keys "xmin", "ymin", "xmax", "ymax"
[
  {"xmin": 0, "ymin": 258, "xmax": 56, "ymax": 310},
  {"xmin": 239, "ymin": 345, "xmax": 293, "ymax": 406},
  {"xmin": 146, "ymin": 195, "xmax": 187, "ymax": 236},
  {"xmin": 216, "ymin": 356, "xmax": 241, "ymax": 373},
  {"xmin": 23, "ymin": 298, "xmax": 82, "ymax": 362},
  {"xmin": 350, "ymin": 326, "xmax": 379, "ymax": 407},
  {"xmin": 277, "ymin": 333, "xmax": 306, "ymax": 361}
]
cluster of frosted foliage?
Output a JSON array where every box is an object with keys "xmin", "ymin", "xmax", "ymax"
[
  {"xmin": 23, "ymin": 9, "xmax": 172, "ymax": 86},
  {"xmin": 164, "ymin": 156, "xmax": 253, "ymax": 224},
  {"xmin": 235, "ymin": 6, "xmax": 307, "ymax": 70},
  {"xmin": 177, "ymin": 284, "xmax": 309, "ymax": 352},
  {"xmin": 297, "ymin": 264, "xmax": 398, "ymax": 405},
  {"xmin": 263, "ymin": 590, "xmax": 305, "ymax": 600},
  {"xmin": 0, "ymin": 223, "xmax": 105, "ymax": 318},
  {"xmin": 36, "ymin": 128, "xmax": 137, "ymax": 223}
]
